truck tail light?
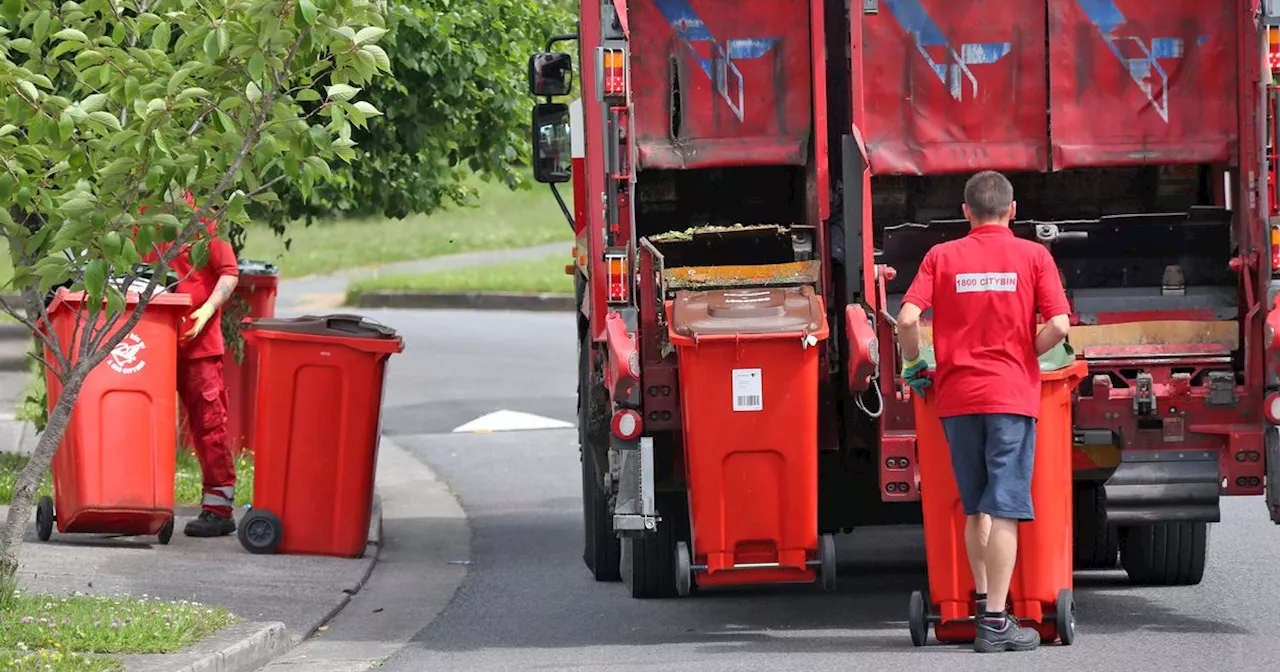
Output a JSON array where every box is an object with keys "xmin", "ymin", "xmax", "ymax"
[
  {"xmin": 606, "ymin": 252, "xmax": 629, "ymax": 303},
  {"xmin": 612, "ymin": 408, "xmax": 643, "ymax": 441},
  {"xmin": 1271, "ymin": 225, "xmax": 1280, "ymax": 273},
  {"xmin": 601, "ymin": 48, "xmax": 626, "ymax": 97},
  {"xmin": 1267, "ymin": 392, "xmax": 1280, "ymax": 425}
]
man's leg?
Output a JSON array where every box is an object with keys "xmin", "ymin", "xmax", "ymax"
[
  {"xmin": 941, "ymin": 415, "xmax": 990, "ymax": 613},
  {"xmin": 974, "ymin": 414, "xmax": 1038, "ymax": 653},
  {"xmin": 177, "ymin": 356, "xmax": 237, "ymax": 537}
]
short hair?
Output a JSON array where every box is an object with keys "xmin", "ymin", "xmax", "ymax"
[{"xmin": 963, "ymin": 171, "xmax": 1014, "ymax": 221}]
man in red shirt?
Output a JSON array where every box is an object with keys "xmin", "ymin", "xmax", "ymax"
[
  {"xmin": 145, "ymin": 194, "xmax": 241, "ymax": 537},
  {"xmin": 895, "ymin": 171, "xmax": 1071, "ymax": 653}
]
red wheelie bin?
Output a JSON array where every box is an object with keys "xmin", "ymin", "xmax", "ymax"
[
  {"xmin": 237, "ymin": 314, "xmax": 403, "ymax": 557},
  {"xmin": 907, "ymin": 342, "xmax": 1087, "ymax": 646},
  {"xmin": 36, "ymin": 289, "xmax": 191, "ymax": 545},
  {"xmin": 179, "ymin": 260, "xmax": 279, "ymax": 454},
  {"xmin": 666, "ymin": 286, "xmax": 834, "ymax": 596}
]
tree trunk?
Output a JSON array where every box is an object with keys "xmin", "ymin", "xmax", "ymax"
[{"xmin": 0, "ymin": 364, "xmax": 88, "ymax": 601}]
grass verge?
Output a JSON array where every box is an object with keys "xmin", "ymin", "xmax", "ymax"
[
  {"xmin": 0, "ymin": 449, "xmax": 254, "ymax": 509},
  {"xmin": 346, "ymin": 252, "xmax": 574, "ymax": 302},
  {"xmin": 239, "ymin": 173, "xmax": 573, "ymax": 279},
  {"xmin": 0, "ymin": 592, "xmax": 237, "ymax": 669}
]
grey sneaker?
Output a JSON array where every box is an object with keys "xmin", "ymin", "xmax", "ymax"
[{"xmin": 974, "ymin": 614, "xmax": 1040, "ymax": 653}]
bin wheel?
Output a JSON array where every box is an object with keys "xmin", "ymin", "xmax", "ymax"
[
  {"xmin": 158, "ymin": 518, "xmax": 174, "ymax": 545},
  {"xmin": 1055, "ymin": 588, "xmax": 1075, "ymax": 645},
  {"xmin": 238, "ymin": 509, "xmax": 282, "ymax": 554},
  {"xmin": 35, "ymin": 496, "xmax": 53, "ymax": 542},
  {"xmin": 674, "ymin": 541, "xmax": 692, "ymax": 598},
  {"xmin": 819, "ymin": 533, "xmax": 836, "ymax": 591},
  {"xmin": 908, "ymin": 590, "xmax": 929, "ymax": 646}
]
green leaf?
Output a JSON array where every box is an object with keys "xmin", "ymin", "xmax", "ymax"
[
  {"xmin": 325, "ymin": 83, "xmax": 360, "ymax": 102},
  {"xmin": 203, "ymin": 28, "xmax": 219, "ymax": 59},
  {"xmin": 18, "ymin": 80, "xmax": 37, "ymax": 102},
  {"xmin": 296, "ymin": 89, "xmax": 322, "ymax": 102},
  {"xmin": 58, "ymin": 113, "xmax": 74, "ymax": 142},
  {"xmin": 88, "ymin": 111, "xmax": 123, "ymax": 132},
  {"xmin": 299, "ymin": 0, "xmax": 318, "ymax": 25},
  {"xmin": 246, "ymin": 81, "xmax": 263, "ymax": 104},
  {"xmin": 152, "ymin": 22, "xmax": 171, "ymax": 50},
  {"xmin": 105, "ymin": 284, "xmax": 125, "ymax": 316},
  {"xmin": 361, "ymin": 44, "xmax": 392, "ymax": 72},
  {"xmin": 74, "ymin": 49, "xmax": 105, "ymax": 68},
  {"xmin": 189, "ymin": 238, "xmax": 210, "ymax": 270},
  {"xmin": 248, "ymin": 53, "xmax": 265, "ymax": 82},
  {"xmin": 80, "ymin": 94, "xmax": 107, "ymax": 113},
  {"xmin": 84, "ymin": 259, "xmax": 107, "ymax": 299},
  {"xmin": 0, "ymin": 124, "xmax": 18, "ymax": 138},
  {"xmin": 303, "ymin": 155, "xmax": 332, "ymax": 178},
  {"xmin": 353, "ymin": 101, "xmax": 382, "ymax": 117},
  {"xmin": 353, "ymin": 26, "xmax": 387, "ymax": 45},
  {"xmin": 23, "ymin": 224, "xmax": 53, "ymax": 257},
  {"xmin": 52, "ymin": 28, "xmax": 88, "ymax": 42},
  {"xmin": 32, "ymin": 10, "xmax": 50, "ymax": 45}
]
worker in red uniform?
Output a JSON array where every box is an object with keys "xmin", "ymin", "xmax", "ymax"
[
  {"xmin": 895, "ymin": 171, "xmax": 1071, "ymax": 653},
  {"xmin": 144, "ymin": 194, "xmax": 241, "ymax": 537}
]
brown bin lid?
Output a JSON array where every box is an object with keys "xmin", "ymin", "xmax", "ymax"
[
  {"xmin": 243, "ymin": 314, "xmax": 398, "ymax": 339},
  {"xmin": 671, "ymin": 286, "xmax": 824, "ymax": 338}
]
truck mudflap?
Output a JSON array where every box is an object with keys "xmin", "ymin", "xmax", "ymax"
[
  {"xmin": 1102, "ymin": 449, "xmax": 1222, "ymax": 526},
  {"xmin": 1268, "ymin": 428, "xmax": 1280, "ymax": 524}
]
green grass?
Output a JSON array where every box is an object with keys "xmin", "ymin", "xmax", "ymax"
[
  {"xmin": 346, "ymin": 252, "xmax": 574, "ymax": 300},
  {"xmin": 0, "ymin": 449, "xmax": 254, "ymax": 509},
  {"xmin": 0, "ymin": 592, "xmax": 237, "ymax": 669},
  {"xmin": 240, "ymin": 172, "xmax": 574, "ymax": 278}
]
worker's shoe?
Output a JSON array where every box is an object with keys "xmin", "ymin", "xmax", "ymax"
[
  {"xmin": 184, "ymin": 510, "xmax": 236, "ymax": 538},
  {"xmin": 974, "ymin": 613, "xmax": 1040, "ymax": 653}
]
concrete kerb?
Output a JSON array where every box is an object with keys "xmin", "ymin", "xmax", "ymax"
[{"xmin": 352, "ymin": 290, "xmax": 575, "ymax": 312}]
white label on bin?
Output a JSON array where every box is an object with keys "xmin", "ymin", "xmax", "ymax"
[
  {"xmin": 732, "ymin": 368, "xmax": 763, "ymax": 412},
  {"xmin": 108, "ymin": 334, "xmax": 146, "ymax": 375}
]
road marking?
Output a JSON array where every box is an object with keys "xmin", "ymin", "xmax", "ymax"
[{"xmin": 452, "ymin": 410, "xmax": 574, "ymax": 434}]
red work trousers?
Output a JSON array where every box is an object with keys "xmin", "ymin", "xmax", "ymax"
[{"xmin": 178, "ymin": 355, "xmax": 236, "ymax": 517}]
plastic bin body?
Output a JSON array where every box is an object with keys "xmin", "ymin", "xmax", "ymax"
[
  {"xmin": 222, "ymin": 261, "xmax": 279, "ymax": 452},
  {"xmin": 666, "ymin": 286, "xmax": 829, "ymax": 588},
  {"xmin": 43, "ymin": 290, "xmax": 191, "ymax": 536},
  {"xmin": 913, "ymin": 350, "xmax": 1087, "ymax": 643},
  {"xmin": 242, "ymin": 315, "xmax": 403, "ymax": 557}
]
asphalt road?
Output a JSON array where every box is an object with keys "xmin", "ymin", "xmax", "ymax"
[{"xmin": 358, "ymin": 308, "xmax": 1280, "ymax": 672}]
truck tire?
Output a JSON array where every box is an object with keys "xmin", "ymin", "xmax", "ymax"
[
  {"xmin": 622, "ymin": 493, "xmax": 686, "ymax": 599},
  {"xmin": 1073, "ymin": 485, "xmax": 1119, "ymax": 570},
  {"xmin": 1119, "ymin": 522, "xmax": 1208, "ymax": 586},
  {"xmin": 578, "ymin": 277, "xmax": 621, "ymax": 583}
]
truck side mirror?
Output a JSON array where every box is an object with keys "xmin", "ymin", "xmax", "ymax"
[
  {"xmin": 532, "ymin": 102, "xmax": 572, "ymax": 184},
  {"xmin": 528, "ymin": 52, "xmax": 573, "ymax": 97}
]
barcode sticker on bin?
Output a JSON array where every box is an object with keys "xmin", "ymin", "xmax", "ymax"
[{"xmin": 732, "ymin": 368, "xmax": 763, "ymax": 412}]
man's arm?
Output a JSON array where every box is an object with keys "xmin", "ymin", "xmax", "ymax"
[
  {"xmin": 898, "ymin": 302, "xmax": 924, "ymax": 361},
  {"xmin": 897, "ymin": 249, "xmax": 936, "ymax": 363},
  {"xmin": 202, "ymin": 238, "xmax": 239, "ymax": 311},
  {"xmin": 1034, "ymin": 249, "xmax": 1071, "ymax": 355}
]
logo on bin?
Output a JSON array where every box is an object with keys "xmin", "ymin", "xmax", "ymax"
[{"xmin": 108, "ymin": 334, "xmax": 146, "ymax": 375}]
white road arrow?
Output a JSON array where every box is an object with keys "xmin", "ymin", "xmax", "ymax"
[{"xmin": 452, "ymin": 410, "xmax": 575, "ymax": 434}]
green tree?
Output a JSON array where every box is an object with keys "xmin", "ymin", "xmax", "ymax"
[
  {"xmin": 268, "ymin": 0, "xmax": 576, "ymax": 227},
  {"xmin": 0, "ymin": 0, "xmax": 391, "ymax": 593}
]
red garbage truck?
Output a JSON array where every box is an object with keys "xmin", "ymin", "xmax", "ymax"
[{"xmin": 528, "ymin": 0, "xmax": 1280, "ymax": 598}]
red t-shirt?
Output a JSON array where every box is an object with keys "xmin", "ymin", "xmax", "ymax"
[
  {"xmin": 140, "ymin": 194, "xmax": 239, "ymax": 360},
  {"xmin": 902, "ymin": 225, "xmax": 1071, "ymax": 419}
]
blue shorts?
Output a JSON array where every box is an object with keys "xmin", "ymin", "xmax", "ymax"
[{"xmin": 940, "ymin": 414, "xmax": 1037, "ymax": 521}]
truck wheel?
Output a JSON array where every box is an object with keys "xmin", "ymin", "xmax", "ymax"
[
  {"xmin": 622, "ymin": 493, "xmax": 685, "ymax": 599},
  {"xmin": 579, "ymin": 320, "xmax": 621, "ymax": 583},
  {"xmin": 1073, "ymin": 485, "xmax": 1119, "ymax": 570},
  {"xmin": 1119, "ymin": 521, "xmax": 1208, "ymax": 586}
]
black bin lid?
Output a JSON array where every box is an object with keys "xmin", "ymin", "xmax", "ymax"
[{"xmin": 244, "ymin": 314, "xmax": 397, "ymax": 339}]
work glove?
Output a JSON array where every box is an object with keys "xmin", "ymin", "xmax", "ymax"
[
  {"xmin": 183, "ymin": 303, "xmax": 216, "ymax": 342},
  {"xmin": 901, "ymin": 356, "xmax": 931, "ymax": 395}
]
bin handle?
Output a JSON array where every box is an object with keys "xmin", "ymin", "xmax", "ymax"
[{"xmin": 315, "ymin": 313, "xmax": 397, "ymax": 338}]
